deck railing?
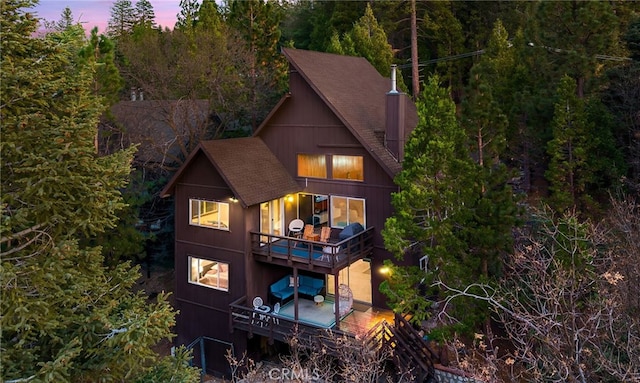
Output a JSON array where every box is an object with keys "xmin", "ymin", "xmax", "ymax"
[
  {"xmin": 249, "ymin": 227, "xmax": 374, "ymax": 273},
  {"xmin": 229, "ymin": 296, "xmax": 351, "ymax": 344},
  {"xmin": 229, "ymin": 297, "xmax": 437, "ymax": 382}
]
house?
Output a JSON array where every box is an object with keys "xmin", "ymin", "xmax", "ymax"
[{"xmin": 160, "ymin": 48, "xmax": 423, "ymax": 377}]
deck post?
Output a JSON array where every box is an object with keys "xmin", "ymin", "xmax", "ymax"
[
  {"xmin": 293, "ymin": 268, "xmax": 299, "ymax": 321},
  {"xmin": 334, "ymin": 272, "xmax": 340, "ymax": 330}
]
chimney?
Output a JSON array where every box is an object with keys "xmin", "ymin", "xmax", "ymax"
[
  {"xmin": 138, "ymin": 88, "xmax": 144, "ymax": 101},
  {"xmin": 385, "ymin": 64, "xmax": 405, "ymax": 161},
  {"xmin": 130, "ymin": 87, "xmax": 137, "ymax": 101}
]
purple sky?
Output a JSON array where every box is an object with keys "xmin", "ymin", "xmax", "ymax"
[{"xmin": 33, "ymin": 0, "xmax": 181, "ymax": 33}]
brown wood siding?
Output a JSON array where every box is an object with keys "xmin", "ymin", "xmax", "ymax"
[
  {"xmin": 174, "ymin": 301, "xmax": 248, "ymax": 375},
  {"xmin": 257, "ymin": 70, "xmax": 402, "ymax": 310}
]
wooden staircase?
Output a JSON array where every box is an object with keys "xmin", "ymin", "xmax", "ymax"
[{"xmin": 366, "ymin": 313, "xmax": 437, "ymax": 382}]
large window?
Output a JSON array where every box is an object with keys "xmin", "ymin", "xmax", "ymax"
[
  {"xmin": 330, "ymin": 196, "xmax": 365, "ymax": 228},
  {"xmin": 297, "ymin": 154, "xmax": 327, "ymax": 178},
  {"xmin": 332, "ymin": 155, "xmax": 363, "ymax": 181},
  {"xmin": 189, "ymin": 256, "xmax": 229, "ymax": 291},
  {"xmin": 190, "ymin": 199, "xmax": 229, "ymax": 230}
]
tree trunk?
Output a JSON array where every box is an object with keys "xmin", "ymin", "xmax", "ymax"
[{"xmin": 410, "ymin": 0, "xmax": 419, "ymax": 99}]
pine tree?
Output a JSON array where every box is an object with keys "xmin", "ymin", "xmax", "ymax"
[
  {"xmin": 349, "ymin": 4, "xmax": 394, "ymax": 77},
  {"xmin": 227, "ymin": 0, "xmax": 287, "ymax": 129},
  {"xmin": 56, "ymin": 6, "xmax": 75, "ymax": 31},
  {"xmin": 1, "ymin": 1, "xmax": 199, "ymax": 380},
  {"xmin": 546, "ymin": 75, "xmax": 591, "ymax": 212},
  {"xmin": 175, "ymin": 0, "xmax": 200, "ymax": 30},
  {"xmin": 381, "ymin": 75, "xmax": 477, "ymax": 325},
  {"xmin": 79, "ymin": 27, "xmax": 124, "ymax": 106},
  {"xmin": 107, "ymin": 0, "xmax": 136, "ymax": 37},
  {"xmin": 461, "ymin": 20, "xmax": 521, "ymax": 280},
  {"xmin": 135, "ymin": 0, "xmax": 156, "ymax": 29}
]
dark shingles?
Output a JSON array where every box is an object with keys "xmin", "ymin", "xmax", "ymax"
[
  {"xmin": 280, "ymin": 48, "xmax": 417, "ymax": 178},
  {"xmin": 200, "ymin": 138, "xmax": 300, "ymax": 207}
]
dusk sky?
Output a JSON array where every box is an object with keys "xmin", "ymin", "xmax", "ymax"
[{"xmin": 33, "ymin": 0, "xmax": 181, "ymax": 33}]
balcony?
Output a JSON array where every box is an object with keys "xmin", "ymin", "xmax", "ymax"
[
  {"xmin": 229, "ymin": 295, "xmax": 393, "ymax": 344},
  {"xmin": 250, "ymin": 226, "xmax": 375, "ymax": 274},
  {"xmin": 228, "ymin": 296, "xmax": 437, "ymax": 381}
]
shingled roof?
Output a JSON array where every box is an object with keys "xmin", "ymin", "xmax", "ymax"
[
  {"xmin": 161, "ymin": 137, "xmax": 300, "ymax": 208},
  {"xmin": 271, "ymin": 48, "xmax": 417, "ymax": 178}
]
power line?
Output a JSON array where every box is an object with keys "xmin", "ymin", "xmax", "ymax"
[{"xmin": 399, "ymin": 44, "xmax": 630, "ymax": 69}]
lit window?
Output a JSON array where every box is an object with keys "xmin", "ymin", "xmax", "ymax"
[
  {"xmin": 189, "ymin": 256, "xmax": 229, "ymax": 291},
  {"xmin": 297, "ymin": 154, "xmax": 327, "ymax": 178},
  {"xmin": 330, "ymin": 196, "xmax": 365, "ymax": 228},
  {"xmin": 190, "ymin": 199, "xmax": 229, "ymax": 230},
  {"xmin": 332, "ymin": 155, "xmax": 363, "ymax": 181}
]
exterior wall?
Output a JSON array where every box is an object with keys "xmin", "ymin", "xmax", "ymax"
[
  {"xmin": 172, "ymin": 152, "xmax": 249, "ymax": 373},
  {"xmin": 258, "ymin": 69, "xmax": 403, "ymax": 308}
]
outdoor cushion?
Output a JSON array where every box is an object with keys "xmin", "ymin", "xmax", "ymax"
[{"xmin": 339, "ymin": 222, "xmax": 364, "ymax": 240}]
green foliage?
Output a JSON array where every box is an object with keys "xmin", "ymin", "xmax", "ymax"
[
  {"xmin": 134, "ymin": 346, "xmax": 200, "ymax": 383},
  {"xmin": 135, "ymin": 0, "xmax": 156, "ymax": 29},
  {"xmin": 382, "ymin": 75, "xmax": 479, "ymax": 329},
  {"xmin": 546, "ymin": 75, "xmax": 592, "ymax": 213},
  {"xmin": 1, "ymin": 2, "xmax": 197, "ymax": 380},
  {"xmin": 378, "ymin": 259, "xmax": 434, "ymax": 325},
  {"xmin": 79, "ymin": 27, "xmax": 124, "ymax": 106},
  {"xmin": 226, "ymin": 0, "xmax": 288, "ymax": 128},
  {"xmin": 56, "ymin": 6, "xmax": 75, "ymax": 31},
  {"xmin": 461, "ymin": 20, "xmax": 522, "ymax": 279},
  {"xmin": 176, "ymin": 0, "xmax": 199, "ymax": 31},
  {"xmin": 325, "ymin": 4, "xmax": 397, "ymax": 80},
  {"xmin": 107, "ymin": 0, "xmax": 136, "ymax": 37}
]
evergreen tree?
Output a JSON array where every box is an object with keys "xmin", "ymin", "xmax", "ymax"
[
  {"xmin": 533, "ymin": 1, "xmax": 621, "ymax": 98},
  {"xmin": 546, "ymin": 75, "xmax": 591, "ymax": 212},
  {"xmin": 326, "ymin": 4, "xmax": 404, "ymax": 90},
  {"xmin": 461, "ymin": 22, "xmax": 520, "ymax": 281},
  {"xmin": 196, "ymin": 0, "xmax": 223, "ymax": 35},
  {"xmin": 135, "ymin": 0, "xmax": 156, "ymax": 29},
  {"xmin": 226, "ymin": 0, "xmax": 287, "ymax": 129},
  {"xmin": 79, "ymin": 27, "xmax": 124, "ymax": 107},
  {"xmin": 349, "ymin": 4, "xmax": 394, "ymax": 77},
  {"xmin": 56, "ymin": 6, "xmax": 75, "ymax": 31},
  {"xmin": 175, "ymin": 0, "xmax": 200, "ymax": 30},
  {"xmin": 107, "ymin": 0, "xmax": 136, "ymax": 37},
  {"xmin": 381, "ymin": 75, "xmax": 477, "ymax": 325},
  {"xmin": 0, "ymin": 1, "xmax": 199, "ymax": 380}
]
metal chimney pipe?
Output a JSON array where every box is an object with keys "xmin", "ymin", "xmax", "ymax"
[{"xmin": 390, "ymin": 64, "xmax": 398, "ymax": 94}]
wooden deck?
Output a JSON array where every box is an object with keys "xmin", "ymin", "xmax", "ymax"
[
  {"xmin": 250, "ymin": 227, "xmax": 375, "ymax": 274},
  {"xmin": 229, "ymin": 296, "xmax": 393, "ymax": 343}
]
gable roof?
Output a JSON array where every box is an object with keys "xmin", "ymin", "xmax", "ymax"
[
  {"xmin": 161, "ymin": 137, "xmax": 301, "ymax": 208},
  {"xmin": 256, "ymin": 48, "xmax": 417, "ymax": 178}
]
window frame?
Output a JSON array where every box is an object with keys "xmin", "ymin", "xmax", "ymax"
[
  {"xmin": 331, "ymin": 155, "xmax": 364, "ymax": 181},
  {"xmin": 330, "ymin": 196, "xmax": 366, "ymax": 229},
  {"xmin": 189, "ymin": 198, "xmax": 230, "ymax": 231},
  {"xmin": 188, "ymin": 256, "xmax": 229, "ymax": 291},
  {"xmin": 297, "ymin": 154, "xmax": 327, "ymax": 179}
]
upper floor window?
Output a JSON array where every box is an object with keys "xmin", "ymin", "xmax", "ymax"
[
  {"xmin": 189, "ymin": 256, "xmax": 229, "ymax": 291},
  {"xmin": 190, "ymin": 199, "xmax": 229, "ymax": 230},
  {"xmin": 330, "ymin": 196, "xmax": 365, "ymax": 228},
  {"xmin": 332, "ymin": 155, "xmax": 363, "ymax": 181},
  {"xmin": 297, "ymin": 154, "xmax": 327, "ymax": 178}
]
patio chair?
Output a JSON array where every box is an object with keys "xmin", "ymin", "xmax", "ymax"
[
  {"xmin": 319, "ymin": 226, "xmax": 331, "ymax": 242},
  {"xmin": 302, "ymin": 224, "xmax": 315, "ymax": 240},
  {"xmin": 272, "ymin": 302, "xmax": 280, "ymax": 324},
  {"xmin": 288, "ymin": 219, "xmax": 305, "ymax": 237},
  {"xmin": 252, "ymin": 296, "xmax": 270, "ymax": 327}
]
